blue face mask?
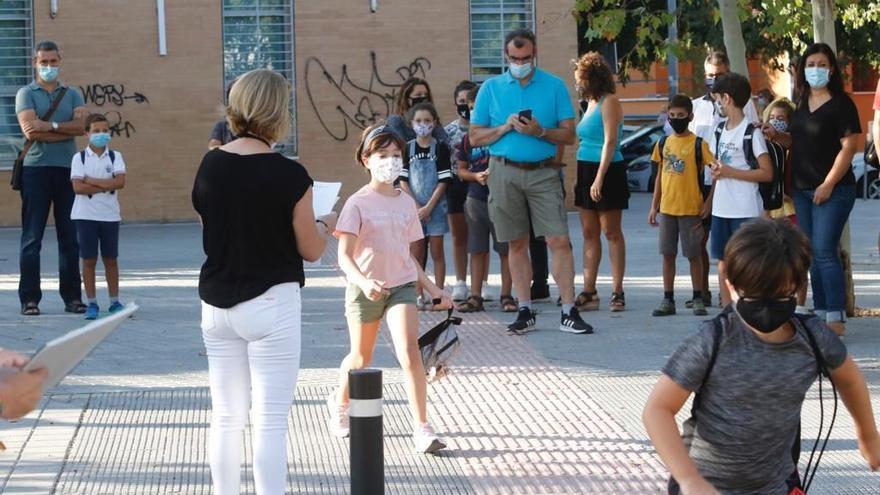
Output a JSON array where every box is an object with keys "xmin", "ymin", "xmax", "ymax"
[
  {"xmin": 805, "ymin": 67, "xmax": 830, "ymax": 89},
  {"xmin": 38, "ymin": 66, "xmax": 59, "ymax": 82},
  {"xmin": 89, "ymin": 132, "xmax": 111, "ymax": 148},
  {"xmin": 508, "ymin": 62, "xmax": 533, "ymax": 80}
]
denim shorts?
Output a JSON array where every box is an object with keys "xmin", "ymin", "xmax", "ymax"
[
  {"xmin": 76, "ymin": 220, "xmax": 120, "ymax": 259},
  {"xmin": 709, "ymin": 216, "xmax": 754, "ymax": 260},
  {"xmin": 421, "ymin": 199, "xmax": 450, "ymax": 236}
]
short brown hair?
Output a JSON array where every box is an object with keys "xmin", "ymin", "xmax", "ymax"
[
  {"xmin": 407, "ymin": 101, "xmax": 441, "ymax": 126},
  {"xmin": 573, "ymin": 52, "xmax": 616, "ymax": 100},
  {"xmin": 84, "ymin": 113, "xmax": 108, "ymax": 132},
  {"xmin": 668, "ymin": 94, "xmax": 693, "ymax": 115},
  {"xmin": 724, "ymin": 219, "xmax": 812, "ymax": 297},
  {"xmin": 705, "ymin": 51, "xmax": 729, "ymax": 67},
  {"xmin": 355, "ymin": 122, "xmax": 405, "ymax": 167}
]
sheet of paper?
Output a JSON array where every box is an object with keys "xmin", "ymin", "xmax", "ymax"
[{"xmin": 312, "ymin": 181, "xmax": 341, "ymax": 217}]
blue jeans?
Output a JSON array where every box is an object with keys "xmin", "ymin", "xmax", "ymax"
[
  {"xmin": 792, "ymin": 184, "xmax": 855, "ymax": 322},
  {"xmin": 19, "ymin": 166, "xmax": 82, "ymax": 305}
]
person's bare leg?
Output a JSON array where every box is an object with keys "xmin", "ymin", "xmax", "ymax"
[
  {"xmin": 579, "ymin": 209, "xmax": 601, "ymax": 293},
  {"xmin": 429, "ymin": 235, "xmax": 446, "ymax": 290},
  {"xmin": 102, "ymin": 257, "xmax": 119, "ymax": 300},
  {"xmin": 449, "ymin": 213, "xmax": 468, "ymax": 285},
  {"xmin": 688, "ymin": 256, "xmax": 703, "ymax": 295},
  {"xmin": 385, "ymin": 303, "xmax": 428, "ymax": 424},
  {"xmin": 718, "ymin": 260, "xmax": 731, "ymax": 306},
  {"xmin": 547, "ymin": 234, "xmax": 575, "ymax": 306},
  {"xmin": 411, "ymin": 239, "xmax": 427, "ymax": 297},
  {"xmin": 701, "ymin": 232, "xmax": 711, "ymax": 299},
  {"xmin": 82, "ymin": 258, "xmax": 98, "ymax": 300},
  {"xmin": 335, "ymin": 319, "xmax": 381, "ymax": 405},
  {"xmin": 599, "ymin": 210, "xmax": 626, "ymax": 294},
  {"xmin": 499, "ymin": 252, "xmax": 512, "ymax": 296},
  {"xmin": 469, "ymin": 252, "xmax": 488, "ymax": 296},
  {"xmin": 663, "ymin": 255, "xmax": 676, "ymax": 293},
  {"xmin": 507, "ymin": 237, "xmax": 532, "ymax": 305}
]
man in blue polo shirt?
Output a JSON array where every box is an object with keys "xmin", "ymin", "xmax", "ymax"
[
  {"xmin": 470, "ymin": 29, "xmax": 592, "ymax": 335},
  {"xmin": 15, "ymin": 40, "xmax": 87, "ymax": 316}
]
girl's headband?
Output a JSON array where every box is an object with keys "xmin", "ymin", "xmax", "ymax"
[{"xmin": 364, "ymin": 125, "xmax": 393, "ymax": 149}]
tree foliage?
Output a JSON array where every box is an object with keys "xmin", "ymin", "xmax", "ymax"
[{"xmin": 574, "ymin": 0, "xmax": 880, "ymax": 82}]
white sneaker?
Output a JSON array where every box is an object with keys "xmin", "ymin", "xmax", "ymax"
[
  {"xmin": 413, "ymin": 423, "xmax": 446, "ymax": 454},
  {"xmin": 326, "ymin": 392, "xmax": 350, "ymax": 438},
  {"xmin": 481, "ymin": 284, "xmax": 496, "ymax": 301},
  {"xmin": 452, "ymin": 281, "xmax": 469, "ymax": 302}
]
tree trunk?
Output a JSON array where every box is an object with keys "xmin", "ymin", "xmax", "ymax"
[
  {"xmin": 812, "ymin": 0, "xmax": 837, "ymax": 52},
  {"xmin": 717, "ymin": 0, "xmax": 748, "ymax": 75}
]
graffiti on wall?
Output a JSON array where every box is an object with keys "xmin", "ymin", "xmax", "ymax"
[
  {"xmin": 305, "ymin": 51, "xmax": 432, "ymax": 141},
  {"xmin": 80, "ymin": 83, "xmax": 149, "ymax": 139}
]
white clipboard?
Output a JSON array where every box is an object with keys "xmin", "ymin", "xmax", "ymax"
[{"xmin": 22, "ymin": 303, "xmax": 138, "ymax": 389}]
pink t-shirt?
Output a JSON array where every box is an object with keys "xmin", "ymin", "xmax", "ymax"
[{"xmin": 335, "ymin": 185, "xmax": 424, "ymax": 288}]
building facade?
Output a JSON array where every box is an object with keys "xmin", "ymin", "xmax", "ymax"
[{"xmin": 0, "ymin": 0, "xmax": 578, "ymax": 225}]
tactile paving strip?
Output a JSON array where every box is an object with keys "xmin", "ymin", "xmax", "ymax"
[{"xmin": 51, "ymin": 386, "xmax": 472, "ymax": 495}]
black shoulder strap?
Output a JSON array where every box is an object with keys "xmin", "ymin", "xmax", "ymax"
[
  {"xmin": 695, "ymin": 136, "xmax": 704, "ymax": 185},
  {"xmin": 795, "ymin": 314, "xmax": 830, "ymax": 377},
  {"xmin": 743, "ymin": 123, "xmax": 757, "ymax": 170},
  {"xmin": 691, "ymin": 310, "xmax": 728, "ymax": 416},
  {"xmin": 655, "ymin": 136, "xmax": 667, "ymax": 164},
  {"xmin": 80, "ymin": 150, "xmax": 86, "ymax": 165},
  {"xmin": 108, "ymin": 149, "xmax": 115, "ymax": 164},
  {"xmin": 713, "ymin": 121, "xmax": 725, "ymax": 157}
]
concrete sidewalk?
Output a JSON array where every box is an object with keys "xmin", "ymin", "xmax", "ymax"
[{"xmin": 0, "ymin": 193, "xmax": 878, "ymax": 494}]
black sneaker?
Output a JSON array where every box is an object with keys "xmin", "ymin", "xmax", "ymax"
[
  {"xmin": 507, "ymin": 308, "xmax": 537, "ymax": 335},
  {"xmin": 559, "ymin": 308, "xmax": 594, "ymax": 334},
  {"xmin": 530, "ymin": 284, "xmax": 551, "ymax": 302}
]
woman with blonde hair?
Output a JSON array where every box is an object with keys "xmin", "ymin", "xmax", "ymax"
[{"xmin": 192, "ymin": 68, "xmax": 336, "ymax": 494}]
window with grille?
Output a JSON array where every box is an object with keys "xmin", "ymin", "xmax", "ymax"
[
  {"xmin": 222, "ymin": 0, "xmax": 296, "ymax": 155},
  {"xmin": 0, "ymin": 0, "xmax": 32, "ymax": 168},
  {"xmin": 470, "ymin": 0, "xmax": 535, "ymax": 82}
]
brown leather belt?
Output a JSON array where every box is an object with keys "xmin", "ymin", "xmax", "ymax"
[{"xmin": 498, "ymin": 157, "xmax": 566, "ymax": 170}]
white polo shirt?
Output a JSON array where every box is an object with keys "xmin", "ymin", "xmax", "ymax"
[{"xmin": 70, "ymin": 146, "xmax": 126, "ymax": 222}]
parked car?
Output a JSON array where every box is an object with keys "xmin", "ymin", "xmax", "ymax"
[
  {"xmin": 622, "ymin": 124, "xmax": 666, "ymax": 192},
  {"xmin": 852, "ymin": 152, "xmax": 880, "ymax": 199}
]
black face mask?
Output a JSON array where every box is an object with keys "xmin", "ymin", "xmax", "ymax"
[
  {"xmin": 668, "ymin": 116, "xmax": 689, "ymax": 134},
  {"xmin": 456, "ymin": 103, "xmax": 471, "ymax": 120},
  {"xmin": 410, "ymin": 95, "xmax": 429, "ymax": 106},
  {"xmin": 735, "ymin": 296, "xmax": 797, "ymax": 333}
]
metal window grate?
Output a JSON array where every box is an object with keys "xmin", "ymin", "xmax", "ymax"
[
  {"xmin": 222, "ymin": 0, "xmax": 297, "ymax": 156},
  {"xmin": 0, "ymin": 0, "xmax": 32, "ymax": 167},
  {"xmin": 469, "ymin": 0, "xmax": 534, "ymax": 82}
]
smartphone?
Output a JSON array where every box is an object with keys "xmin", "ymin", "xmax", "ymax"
[{"xmin": 518, "ymin": 109, "xmax": 532, "ymax": 122}]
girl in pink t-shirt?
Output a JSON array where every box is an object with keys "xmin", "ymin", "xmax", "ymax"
[{"xmin": 328, "ymin": 123, "xmax": 453, "ymax": 454}]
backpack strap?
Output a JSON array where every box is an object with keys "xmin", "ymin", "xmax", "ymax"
[
  {"xmin": 695, "ymin": 136, "xmax": 704, "ymax": 186},
  {"xmin": 108, "ymin": 149, "xmax": 116, "ymax": 165},
  {"xmin": 690, "ymin": 308, "xmax": 729, "ymax": 417},
  {"xmin": 80, "ymin": 150, "xmax": 86, "ymax": 166},
  {"xmin": 743, "ymin": 123, "xmax": 757, "ymax": 170},
  {"xmin": 794, "ymin": 314, "xmax": 830, "ymax": 378},
  {"xmin": 713, "ymin": 121, "xmax": 726, "ymax": 158},
  {"xmin": 655, "ymin": 136, "xmax": 667, "ymax": 165}
]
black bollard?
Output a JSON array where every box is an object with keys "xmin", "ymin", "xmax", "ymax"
[{"xmin": 349, "ymin": 369, "xmax": 383, "ymax": 495}]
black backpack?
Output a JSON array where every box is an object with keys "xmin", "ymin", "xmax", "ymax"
[
  {"xmin": 654, "ymin": 135, "xmax": 705, "ymax": 193},
  {"xmin": 714, "ymin": 122, "xmax": 784, "ymax": 211},
  {"xmin": 668, "ymin": 309, "xmax": 836, "ymax": 494}
]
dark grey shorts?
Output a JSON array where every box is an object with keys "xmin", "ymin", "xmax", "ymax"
[
  {"xmin": 658, "ymin": 213, "xmax": 703, "ymax": 259},
  {"xmin": 465, "ymin": 197, "xmax": 508, "ymax": 255}
]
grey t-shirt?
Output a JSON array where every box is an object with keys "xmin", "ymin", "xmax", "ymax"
[
  {"xmin": 15, "ymin": 81, "xmax": 84, "ymax": 168},
  {"xmin": 663, "ymin": 312, "xmax": 847, "ymax": 494}
]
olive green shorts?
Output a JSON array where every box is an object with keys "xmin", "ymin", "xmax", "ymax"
[
  {"xmin": 487, "ymin": 155, "xmax": 568, "ymax": 243},
  {"xmin": 344, "ymin": 281, "xmax": 418, "ymax": 323}
]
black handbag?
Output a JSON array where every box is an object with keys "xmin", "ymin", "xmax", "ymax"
[
  {"xmin": 11, "ymin": 87, "xmax": 69, "ymax": 191},
  {"xmin": 417, "ymin": 305, "xmax": 462, "ymax": 382}
]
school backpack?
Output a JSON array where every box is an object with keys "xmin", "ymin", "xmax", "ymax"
[
  {"xmin": 668, "ymin": 309, "xmax": 836, "ymax": 495},
  {"xmin": 714, "ymin": 122, "xmax": 784, "ymax": 211},
  {"xmin": 79, "ymin": 149, "xmax": 118, "ymax": 198},
  {"xmin": 654, "ymin": 135, "xmax": 705, "ymax": 192}
]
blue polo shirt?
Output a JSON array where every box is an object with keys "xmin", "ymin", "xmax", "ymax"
[
  {"xmin": 471, "ymin": 68, "xmax": 575, "ymax": 162},
  {"xmin": 14, "ymin": 81, "xmax": 85, "ymax": 167}
]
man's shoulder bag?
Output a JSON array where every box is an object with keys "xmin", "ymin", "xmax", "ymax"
[{"xmin": 11, "ymin": 87, "xmax": 70, "ymax": 191}]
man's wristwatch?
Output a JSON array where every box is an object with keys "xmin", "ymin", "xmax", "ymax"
[
  {"xmin": 51, "ymin": 121, "xmax": 59, "ymax": 131},
  {"xmin": 538, "ymin": 127, "xmax": 547, "ymax": 138}
]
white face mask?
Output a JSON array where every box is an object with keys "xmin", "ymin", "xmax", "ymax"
[{"xmin": 367, "ymin": 155, "xmax": 403, "ymax": 184}]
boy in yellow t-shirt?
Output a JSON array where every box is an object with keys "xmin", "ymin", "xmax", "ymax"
[{"xmin": 648, "ymin": 94, "xmax": 715, "ymax": 317}]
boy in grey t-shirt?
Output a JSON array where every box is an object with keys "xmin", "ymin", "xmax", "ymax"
[{"xmin": 643, "ymin": 219, "xmax": 880, "ymax": 494}]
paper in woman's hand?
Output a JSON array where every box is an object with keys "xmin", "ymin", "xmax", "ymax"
[{"xmin": 312, "ymin": 181, "xmax": 341, "ymax": 217}]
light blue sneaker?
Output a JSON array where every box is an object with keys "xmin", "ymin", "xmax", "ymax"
[
  {"xmin": 85, "ymin": 303, "xmax": 100, "ymax": 320},
  {"xmin": 108, "ymin": 301, "xmax": 124, "ymax": 314}
]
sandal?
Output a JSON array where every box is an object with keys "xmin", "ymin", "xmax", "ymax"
[
  {"xmin": 457, "ymin": 295, "xmax": 484, "ymax": 313},
  {"xmin": 499, "ymin": 294, "xmax": 518, "ymax": 313},
  {"xmin": 21, "ymin": 302, "xmax": 39, "ymax": 316},
  {"xmin": 575, "ymin": 291, "xmax": 599, "ymax": 311},
  {"xmin": 610, "ymin": 292, "xmax": 626, "ymax": 312}
]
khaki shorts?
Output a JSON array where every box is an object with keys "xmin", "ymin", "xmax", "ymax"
[
  {"xmin": 344, "ymin": 281, "xmax": 418, "ymax": 323},
  {"xmin": 658, "ymin": 213, "xmax": 703, "ymax": 259},
  {"xmin": 487, "ymin": 156, "xmax": 568, "ymax": 243}
]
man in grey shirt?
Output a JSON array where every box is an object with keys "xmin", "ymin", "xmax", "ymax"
[{"xmin": 15, "ymin": 40, "xmax": 87, "ymax": 315}]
